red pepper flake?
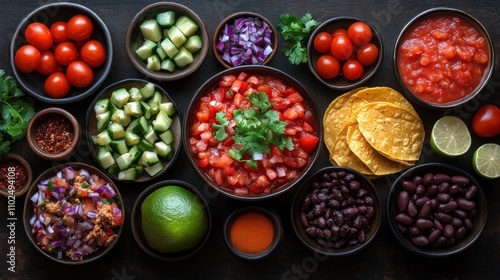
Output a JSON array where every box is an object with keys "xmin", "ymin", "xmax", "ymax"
[
  {"xmin": 35, "ymin": 116, "xmax": 74, "ymax": 154},
  {"xmin": 0, "ymin": 159, "xmax": 27, "ymax": 190}
]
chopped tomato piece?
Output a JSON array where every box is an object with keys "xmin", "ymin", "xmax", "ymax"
[
  {"xmin": 299, "ymin": 136, "xmax": 319, "ymax": 153},
  {"xmin": 285, "ymin": 92, "xmax": 304, "ymax": 103}
]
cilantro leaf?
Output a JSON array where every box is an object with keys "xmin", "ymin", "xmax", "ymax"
[
  {"xmin": 278, "ymin": 13, "xmax": 320, "ymax": 65},
  {"xmin": 212, "ymin": 112, "xmax": 229, "ymax": 141}
]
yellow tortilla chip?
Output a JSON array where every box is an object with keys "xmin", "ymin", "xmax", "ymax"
[
  {"xmin": 331, "ymin": 125, "xmax": 374, "ymax": 175},
  {"xmin": 355, "ymin": 102, "xmax": 425, "ymax": 162},
  {"xmin": 351, "ymin": 87, "xmax": 419, "ymax": 117}
]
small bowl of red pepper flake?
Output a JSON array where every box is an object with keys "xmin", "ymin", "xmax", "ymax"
[
  {"xmin": 27, "ymin": 107, "xmax": 81, "ymax": 161},
  {"xmin": 0, "ymin": 153, "xmax": 33, "ymax": 197}
]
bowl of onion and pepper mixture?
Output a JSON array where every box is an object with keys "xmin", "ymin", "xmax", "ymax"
[
  {"xmin": 184, "ymin": 65, "xmax": 322, "ymax": 200},
  {"xmin": 23, "ymin": 163, "xmax": 124, "ymax": 264}
]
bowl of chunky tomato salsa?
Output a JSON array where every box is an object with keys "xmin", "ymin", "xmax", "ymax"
[
  {"xmin": 394, "ymin": 8, "xmax": 494, "ymax": 109},
  {"xmin": 184, "ymin": 65, "xmax": 322, "ymax": 200}
]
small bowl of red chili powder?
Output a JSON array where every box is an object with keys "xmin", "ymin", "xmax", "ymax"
[
  {"xmin": 223, "ymin": 206, "xmax": 282, "ymax": 260},
  {"xmin": 0, "ymin": 153, "xmax": 33, "ymax": 197},
  {"xmin": 27, "ymin": 107, "xmax": 81, "ymax": 161}
]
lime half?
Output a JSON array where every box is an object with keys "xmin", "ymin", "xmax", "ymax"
[
  {"xmin": 473, "ymin": 143, "xmax": 500, "ymax": 179},
  {"xmin": 430, "ymin": 116, "xmax": 471, "ymax": 157}
]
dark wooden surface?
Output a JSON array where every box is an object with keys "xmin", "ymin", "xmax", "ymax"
[{"xmin": 1, "ymin": 0, "xmax": 500, "ymax": 279}]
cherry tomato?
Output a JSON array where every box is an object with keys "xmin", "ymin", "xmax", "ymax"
[
  {"xmin": 472, "ymin": 104, "xmax": 500, "ymax": 137},
  {"xmin": 80, "ymin": 40, "xmax": 106, "ymax": 67},
  {"xmin": 343, "ymin": 60, "xmax": 364, "ymax": 80},
  {"xmin": 357, "ymin": 43, "xmax": 379, "ymax": 66},
  {"xmin": 316, "ymin": 55, "xmax": 340, "ymax": 79},
  {"xmin": 66, "ymin": 61, "xmax": 94, "ymax": 88},
  {"xmin": 50, "ymin": 21, "xmax": 69, "ymax": 44},
  {"xmin": 347, "ymin": 21, "xmax": 372, "ymax": 45},
  {"xmin": 44, "ymin": 72, "xmax": 70, "ymax": 98},
  {"xmin": 66, "ymin": 14, "xmax": 94, "ymax": 41},
  {"xmin": 25, "ymin": 22, "xmax": 53, "ymax": 51},
  {"xmin": 36, "ymin": 50, "xmax": 58, "ymax": 76},
  {"xmin": 330, "ymin": 34, "xmax": 353, "ymax": 61},
  {"xmin": 14, "ymin": 45, "xmax": 41, "ymax": 73},
  {"xmin": 331, "ymin": 28, "xmax": 347, "ymax": 37},
  {"xmin": 313, "ymin": 32, "xmax": 332, "ymax": 53},
  {"xmin": 54, "ymin": 42, "xmax": 78, "ymax": 65}
]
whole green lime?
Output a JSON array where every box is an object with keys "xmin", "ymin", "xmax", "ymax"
[{"xmin": 141, "ymin": 185, "xmax": 208, "ymax": 253}]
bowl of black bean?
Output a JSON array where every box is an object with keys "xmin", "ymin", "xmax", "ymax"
[
  {"xmin": 387, "ymin": 163, "xmax": 487, "ymax": 257},
  {"xmin": 291, "ymin": 166, "xmax": 382, "ymax": 256}
]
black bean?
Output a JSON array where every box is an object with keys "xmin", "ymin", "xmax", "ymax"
[
  {"xmin": 365, "ymin": 206, "xmax": 375, "ymax": 219},
  {"xmin": 455, "ymin": 226, "xmax": 467, "ymax": 241},
  {"xmin": 340, "ymin": 224, "xmax": 350, "ymax": 237},
  {"xmin": 434, "ymin": 219, "xmax": 444, "ymax": 231},
  {"xmin": 328, "ymin": 199, "xmax": 340, "ymax": 209},
  {"xmin": 326, "ymin": 218, "xmax": 334, "ymax": 227},
  {"xmin": 324, "ymin": 208, "xmax": 332, "ymax": 220},
  {"xmin": 306, "ymin": 226, "xmax": 317, "ymax": 237},
  {"xmin": 422, "ymin": 173, "xmax": 434, "ymax": 186},
  {"xmin": 314, "ymin": 202, "xmax": 325, "ymax": 216},
  {"xmin": 306, "ymin": 211, "xmax": 315, "ymax": 220},
  {"xmin": 317, "ymin": 192, "xmax": 329, "ymax": 202},
  {"xmin": 419, "ymin": 200, "xmax": 433, "ymax": 218},
  {"xmin": 320, "ymin": 182, "xmax": 333, "ymax": 189},
  {"xmin": 433, "ymin": 173, "xmax": 451, "ymax": 184},
  {"xmin": 317, "ymin": 217, "xmax": 326, "ymax": 229},
  {"xmin": 431, "ymin": 236, "xmax": 447, "ymax": 248},
  {"xmin": 416, "ymin": 184, "xmax": 426, "ymax": 197},
  {"xmin": 364, "ymin": 196, "xmax": 375, "ymax": 206},
  {"xmin": 444, "ymin": 224, "xmax": 455, "ymax": 238},
  {"xmin": 428, "ymin": 229, "xmax": 442, "ymax": 243},
  {"xmin": 311, "ymin": 193, "xmax": 320, "ymax": 204},
  {"xmin": 426, "ymin": 184, "xmax": 439, "ymax": 197},
  {"xmin": 407, "ymin": 200, "xmax": 418, "ymax": 217},
  {"xmin": 464, "ymin": 218, "xmax": 473, "ymax": 230},
  {"xmin": 437, "ymin": 193, "xmax": 451, "ymax": 203},
  {"xmin": 344, "ymin": 173, "xmax": 355, "ymax": 182},
  {"xmin": 336, "ymin": 171, "xmax": 346, "ymax": 179},
  {"xmin": 451, "ymin": 175, "xmax": 470, "ymax": 187},
  {"xmin": 353, "ymin": 215, "xmax": 363, "ymax": 229},
  {"xmin": 333, "ymin": 211, "xmax": 345, "ymax": 226},
  {"xmin": 457, "ymin": 198, "xmax": 476, "ymax": 210},
  {"xmin": 409, "ymin": 226, "xmax": 421, "ymax": 236},
  {"xmin": 444, "ymin": 237, "xmax": 456, "ymax": 247},
  {"xmin": 357, "ymin": 188, "xmax": 368, "ymax": 198},
  {"xmin": 396, "ymin": 213, "xmax": 414, "ymax": 225},
  {"xmin": 402, "ymin": 180, "xmax": 417, "ymax": 193},
  {"xmin": 358, "ymin": 205, "xmax": 367, "ymax": 214},
  {"xmin": 346, "ymin": 196, "xmax": 356, "ymax": 206},
  {"xmin": 416, "ymin": 218, "xmax": 434, "ymax": 230},
  {"xmin": 329, "ymin": 172, "xmax": 338, "ymax": 179},
  {"xmin": 465, "ymin": 185, "xmax": 478, "ymax": 200},
  {"xmin": 302, "ymin": 195, "xmax": 312, "ymax": 211},
  {"xmin": 438, "ymin": 200, "xmax": 458, "ymax": 212},
  {"xmin": 331, "ymin": 225, "xmax": 340, "ymax": 235},
  {"xmin": 449, "ymin": 184, "xmax": 462, "ymax": 197},
  {"xmin": 412, "ymin": 235, "xmax": 429, "ymax": 247},
  {"xmin": 397, "ymin": 190, "xmax": 410, "ymax": 212},
  {"xmin": 451, "ymin": 218, "xmax": 462, "ymax": 228},
  {"xmin": 322, "ymin": 173, "xmax": 331, "ymax": 182},
  {"xmin": 358, "ymin": 230, "xmax": 366, "ymax": 243},
  {"xmin": 436, "ymin": 212, "xmax": 453, "ymax": 224},
  {"xmin": 300, "ymin": 212, "xmax": 309, "ymax": 227},
  {"xmin": 438, "ymin": 182, "xmax": 450, "ymax": 193},
  {"xmin": 416, "ymin": 196, "xmax": 430, "ymax": 207},
  {"xmin": 344, "ymin": 207, "xmax": 359, "ymax": 218},
  {"xmin": 412, "ymin": 175, "xmax": 423, "ymax": 186},
  {"xmin": 453, "ymin": 209, "xmax": 468, "ymax": 219},
  {"xmin": 349, "ymin": 180, "xmax": 360, "ymax": 192}
]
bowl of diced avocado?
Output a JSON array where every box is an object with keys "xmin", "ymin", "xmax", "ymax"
[
  {"xmin": 86, "ymin": 79, "xmax": 182, "ymax": 182},
  {"xmin": 126, "ymin": 2, "xmax": 209, "ymax": 81}
]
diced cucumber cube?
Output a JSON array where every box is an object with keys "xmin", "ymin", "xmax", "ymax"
[
  {"xmin": 161, "ymin": 59, "xmax": 176, "ymax": 72},
  {"xmin": 153, "ymin": 111, "xmax": 172, "ymax": 132},
  {"xmin": 175, "ymin": 15, "xmax": 199, "ymax": 37},
  {"xmin": 98, "ymin": 146, "xmax": 116, "ymax": 169},
  {"xmin": 140, "ymin": 101, "xmax": 151, "ymax": 119},
  {"xmin": 127, "ymin": 116, "xmax": 149, "ymax": 136},
  {"xmin": 156, "ymin": 45, "xmax": 167, "ymax": 60},
  {"xmin": 107, "ymin": 164, "xmax": 121, "ymax": 176},
  {"xmin": 140, "ymin": 19, "xmax": 162, "ymax": 42},
  {"xmin": 173, "ymin": 47, "xmax": 194, "ymax": 68},
  {"xmin": 107, "ymin": 122, "xmax": 125, "ymax": 139},
  {"xmin": 147, "ymin": 54, "xmax": 161, "ymax": 71},
  {"xmin": 129, "ymin": 145, "xmax": 143, "ymax": 162},
  {"xmin": 111, "ymin": 109, "xmax": 131, "ymax": 127},
  {"xmin": 150, "ymin": 91, "xmax": 163, "ymax": 104},
  {"xmin": 138, "ymin": 139, "xmax": 154, "ymax": 151},
  {"xmin": 135, "ymin": 40, "xmax": 157, "ymax": 60},
  {"xmin": 159, "ymin": 102, "xmax": 176, "ymax": 116},
  {"xmin": 110, "ymin": 139, "xmax": 128, "ymax": 155},
  {"xmin": 144, "ymin": 129, "xmax": 158, "ymax": 144},
  {"xmin": 140, "ymin": 151, "xmax": 160, "ymax": 166},
  {"xmin": 184, "ymin": 35, "xmax": 202, "ymax": 53},
  {"xmin": 166, "ymin": 25, "xmax": 187, "ymax": 48},
  {"xmin": 110, "ymin": 88, "xmax": 130, "ymax": 108},
  {"xmin": 128, "ymin": 87, "xmax": 143, "ymax": 102},
  {"xmin": 160, "ymin": 37, "xmax": 179, "ymax": 59},
  {"xmin": 156, "ymin": 11, "xmax": 175, "ymax": 27},
  {"xmin": 155, "ymin": 141, "xmax": 173, "ymax": 159},
  {"xmin": 91, "ymin": 135, "xmax": 98, "ymax": 145},
  {"xmin": 140, "ymin": 82, "xmax": 156, "ymax": 99},
  {"xmin": 94, "ymin": 98, "xmax": 110, "ymax": 115},
  {"xmin": 145, "ymin": 161, "xmax": 164, "ymax": 176},
  {"xmin": 124, "ymin": 131, "xmax": 140, "ymax": 146},
  {"xmin": 116, "ymin": 152, "xmax": 133, "ymax": 170},
  {"xmin": 97, "ymin": 130, "xmax": 112, "ymax": 146},
  {"xmin": 118, "ymin": 166, "xmax": 143, "ymax": 180},
  {"xmin": 159, "ymin": 129, "xmax": 174, "ymax": 145},
  {"xmin": 96, "ymin": 111, "xmax": 111, "ymax": 131},
  {"xmin": 124, "ymin": 101, "xmax": 143, "ymax": 117}
]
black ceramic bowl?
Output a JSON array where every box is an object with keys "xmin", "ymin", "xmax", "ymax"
[
  {"xmin": 23, "ymin": 163, "xmax": 124, "ymax": 264},
  {"xmin": 0, "ymin": 153, "xmax": 33, "ymax": 197},
  {"xmin": 307, "ymin": 17, "xmax": 383, "ymax": 91},
  {"xmin": 86, "ymin": 78, "xmax": 182, "ymax": 183},
  {"xmin": 291, "ymin": 166, "xmax": 382, "ymax": 256},
  {"xmin": 125, "ymin": 2, "xmax": 209, "ymax": 81},
  {"xmin": 10, "ymin": 2, "xmax": 113, "ymax": 104},
  {"xmin": 394, "ymin": 8, "xmax": 494, "ymax": 109},
  {"xmin": 131, "ymin": 180, "xmax": 212, "ymax": 261},
  {"xmin": 387, "ymin": 163, "xmax": 487, "ymax": 257},
  {"xmin": 223, "ymin": 206, "xmax": 282, "ymax": 260},
  {"xmin": 183, "ymin": 65, "xmax": 322, "ymax": 201}
]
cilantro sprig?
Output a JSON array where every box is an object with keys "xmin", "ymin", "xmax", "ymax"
[
  {"xmin": 212, "ymin": 92, "xmax": 293, "ymax": 169},
  {"xmin": 278, "ymin": 13, "xmax": 320, "ymax": 65},
  {"xmin": 0, "ymin": 70, "xmax": 35, "ymax": 157}
]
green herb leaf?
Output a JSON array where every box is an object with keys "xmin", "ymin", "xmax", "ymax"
[
  {"xmin": 212, "ymin": 111, "xmax": 229, "ymax": 141},
  {"xmin": 278, "ymin": 13, "xmax": 320, "ymax": 65}
]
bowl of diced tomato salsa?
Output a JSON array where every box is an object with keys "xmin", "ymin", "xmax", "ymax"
[
  {"xmin": 394, "ymin": 8, "xmax": 494, "ymax": 109},
  {"xmin": 23, "ymin": 163, "xmax": 124, "ymax": 264},
  {"xmin": 184, "ymin": 65, "xmax": 322, "ymax": 200}
]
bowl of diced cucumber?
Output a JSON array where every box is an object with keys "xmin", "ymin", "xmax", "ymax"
[
  {"xmin": 86, "ymin": 79, "xmax": 182, "ymax": 182},
  {"xmin": 126, "ymin": 2, "xmax": 209, "ymax": 81}
]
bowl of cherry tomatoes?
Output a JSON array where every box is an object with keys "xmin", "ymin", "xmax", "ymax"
[
  {"xmin": 10, "ymin": 2, "xmax": 113, "ymax": 104},
  {"xmin": 307, "ymin": 17, "xmax": 383, "ymax": 91}
]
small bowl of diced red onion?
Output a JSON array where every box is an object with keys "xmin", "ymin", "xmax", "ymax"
[
  {"xmin": 212, "ymin": 12, "xmax": 278, "ymax": 68},
  {"xmin": 23, "ymin": 163, "xmax": 124, "ymax": 264}
]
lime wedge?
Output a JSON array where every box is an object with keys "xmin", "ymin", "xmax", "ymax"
[
  {"xmin": 473, "ymin": 143, "xmax": 500, "ymax": 179},
  {"xmin": 430, "ymin": 116, "xmax": 471, "ymax": 157}
]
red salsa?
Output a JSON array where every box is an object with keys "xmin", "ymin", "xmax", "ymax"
[
  {"xmin": 397, "ymin": 15, "xmax": 489, "ymax": 104},
  {"xmin": 188, "ymin": 72, "xmax": 319, "ymax": 195}
]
